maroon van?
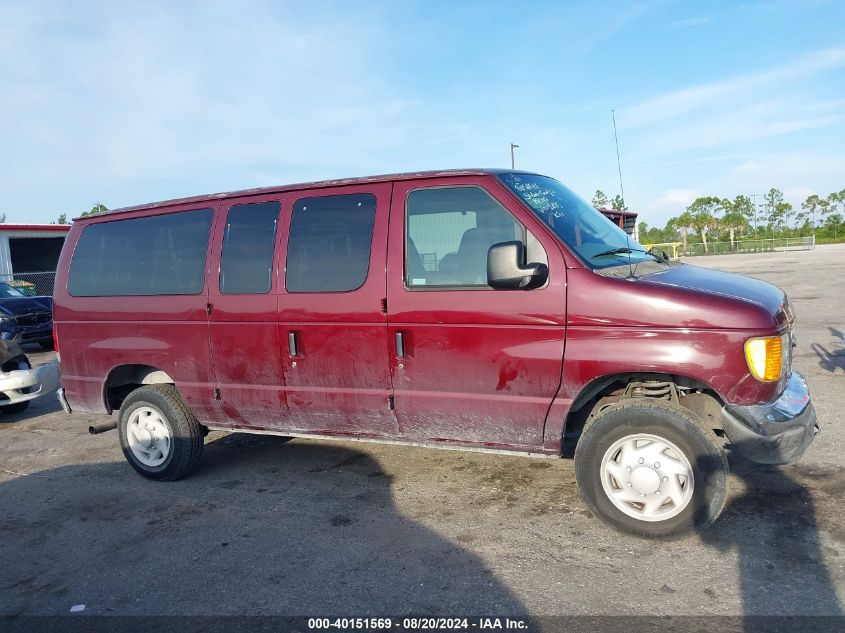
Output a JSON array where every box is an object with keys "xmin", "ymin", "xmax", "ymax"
[{"xmin": 53, "ymin": 170, "xmax": 818, "ymax": 536}]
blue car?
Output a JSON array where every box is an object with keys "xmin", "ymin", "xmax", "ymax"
[{"xmin": 0, "ymin": 282, "xmax": 53, "ymax": 349}]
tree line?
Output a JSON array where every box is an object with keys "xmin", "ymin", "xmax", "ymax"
[
  {"xmin": 593, "ymin": 188, "xmax": 845, "ymax": 251},
  {"xmin": 54, "ymin": 203, "xmax": 108, "ymax": 225}
]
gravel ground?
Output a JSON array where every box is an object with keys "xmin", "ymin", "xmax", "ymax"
[{"xmin": 0, "ymin": 244, "xmax": 842, "ymax": 617}]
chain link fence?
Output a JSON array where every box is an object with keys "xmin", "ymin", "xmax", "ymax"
[
  {"xmin": 0, "ymin": 271, "xmax": 57, "ymax": 296},
  {"xmin": 645, "ymin": 236, "xmax": 815, "ymax": 259},
  {"xmin": 680, "ymin": 236, "xmax": 815, "ymax": 257}
]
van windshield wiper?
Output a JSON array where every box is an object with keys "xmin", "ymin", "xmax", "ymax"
[
  {"xmin": 592, "ymin": 247, "xmax": 636, "ymax": 258},
  {"xmin": 592, "ymin": 246, "xmax": 662, "ymax": 261}
]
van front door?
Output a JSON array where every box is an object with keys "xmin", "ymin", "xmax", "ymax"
[
  {"xmin": 386, "ymin": 177, "xmax": 567, "ymax": 449},
  {"xmin": 279, "ymin": 183, "xmax": 396, "ymax": 436}
]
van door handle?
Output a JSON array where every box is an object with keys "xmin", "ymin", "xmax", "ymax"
[
  {"xmin": 288, "ymin": 331, "xmax": 298, "ymax": 357},
  {"xmin": 395, "ymin": 331, "xmax": 405, "ymax": 358}
]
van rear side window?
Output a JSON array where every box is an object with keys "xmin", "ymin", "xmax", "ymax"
[
  {"xmin": 285, "ymin": 193, "xmax": 376, "ymax": 293},
  {"xmin": 219, "ymin": 201, "xmax": 279, "ymax": 294},
  {"xmin": 67, "ymin": 209, "xmax": 214, "ymax": 297}
]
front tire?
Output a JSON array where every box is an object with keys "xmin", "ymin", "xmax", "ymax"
[
  {"xmin": 118, "ymin": 384, "xmax": 204, "ymax": 481},
  {"xmin": 574, "ymin": 400, "xmax": 728, "ymax": 538}
]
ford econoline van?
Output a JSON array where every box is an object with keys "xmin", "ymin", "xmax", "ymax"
[{"xmin": 53, "ymin": 170, "xmax": 819, "ymax": 537}]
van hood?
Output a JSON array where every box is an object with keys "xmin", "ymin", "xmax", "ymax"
[{"xmin": 641, "ymin": 263, "xmax": 792, "ymax": 329}]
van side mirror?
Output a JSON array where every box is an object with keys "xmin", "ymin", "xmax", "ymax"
[{"xmin": 487, "ymin": 241, "xmax": 548, "ymax": 290}]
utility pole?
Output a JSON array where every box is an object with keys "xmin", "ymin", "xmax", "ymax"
[{"xmin": 510, "ymin": 143, "xmax": 519, "ymax": 170}]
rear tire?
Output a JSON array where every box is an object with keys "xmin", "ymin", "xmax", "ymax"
[
  {"xmin": 574, "ymin": 399, "xmax": 728, "ymax": 538},
  {"xmin": 118, "ymin": 384, "xmax": 204, "ymax": 481}
]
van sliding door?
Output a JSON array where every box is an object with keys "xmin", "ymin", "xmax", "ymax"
[
  {"xmin": 207, "ymin": 195, "xmax": 289, "ymax": 429},
  {"xmin": 278, "ymin": 183, "xmax": 396, "ymax": 436}
]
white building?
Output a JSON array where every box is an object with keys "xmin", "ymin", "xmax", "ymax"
[{"xmin": 0, "ymin": 224, "xmax": 70, "ymax": 295}]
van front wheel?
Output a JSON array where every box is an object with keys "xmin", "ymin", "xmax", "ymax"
[
  {"xmin": 574, "ymin": 400, "xmax": 728, "ymax": 538},
  {"xmin": 118, "ymin": 384, "xmax": 204, "ymax": 481}
]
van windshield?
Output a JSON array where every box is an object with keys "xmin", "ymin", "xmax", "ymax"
[{"xmin": 500, "ymin": 173, "xmax": 655, "ymax": 268}]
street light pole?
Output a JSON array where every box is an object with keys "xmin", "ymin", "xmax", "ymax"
[{"xmin": 510, "ymin": 143, "xmax": 519, "ymax": 170}]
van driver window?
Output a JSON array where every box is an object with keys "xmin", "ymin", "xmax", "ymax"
[{"xmin": 405, "ymin": 186, "xmax": 544, "ymax": 288}]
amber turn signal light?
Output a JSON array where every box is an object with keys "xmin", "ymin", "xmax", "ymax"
[{"xmin": 744, "ymin": 336, "xmax": 783, "ymax": 382}]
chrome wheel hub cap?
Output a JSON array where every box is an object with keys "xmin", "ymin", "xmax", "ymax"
[
  {"xmin": 126, "ymin": 406, "xmax": 171, "ymax": 467},
  {"xmin": 600, "ymin": 433, "xmax": 694, "ymax": 522},
  {"xmin": 630, "ymin": 466, "xmax": 661, "ymax": 495}
]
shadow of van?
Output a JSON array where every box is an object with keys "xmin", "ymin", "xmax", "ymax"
[
  {"xmin": 0, "ymin": 434, "xmax": 528, "ymax": 617},
  {"xmin": 700, "ymin": 441, "xmax": 843, "ymax": 618}
]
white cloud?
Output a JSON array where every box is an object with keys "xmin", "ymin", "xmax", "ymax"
[
  {"xmin": 643, "ymin": 188, "xmax": 701, "ymax": 211},
  {"xmin": 0, "ymin": 2, "xmax": 480, "ymax": 216},
  {"xmin": 1, "ymin": 1, "xmax": 842, "ymax": 230},
  {"xmin": 644, "ymin": 109, "xmax": 842, "ymax": 154},
  {"xmin": 621, "ymin": 46, "xmax": 845, "ymax": 127},
  {"xmin": 732, "ymin": 154, "xmax": 845, "ymax": 177},
  {"xmin": 720, "ymin": 153, "xmax": 845, "ymax": 213},
  {"xmin": 638, "ymin": 154, "xmax": 744, "ymax": 167},
  {"xmin": 784, "ymin": 187, "xmax": 818, "ymax": 203},
  {"xmin": 669, "ymin": 16, "xmax": 714, "ymax": 28}
]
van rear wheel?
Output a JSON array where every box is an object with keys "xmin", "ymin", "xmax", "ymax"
[
  {"xmin": 118, "ymin": 384, "xmax": 204, "ymax": 481},
  {"xmin": 574, "ymin": 399, "xmax": 728, "ymax": 538}
]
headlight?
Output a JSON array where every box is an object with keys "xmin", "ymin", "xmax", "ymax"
[{"xmin": 744, "ymin": 334, "xmax": 788, "ymax": 382}]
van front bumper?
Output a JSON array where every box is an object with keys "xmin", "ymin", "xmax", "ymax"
[{"xmin": 721, "ymin": 371, "xmax": 819, "ymax": 465}]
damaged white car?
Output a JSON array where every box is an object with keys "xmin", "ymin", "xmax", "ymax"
[{"xmin": 0, "ymin": 340, "xmax": 60, "ymax": 414}]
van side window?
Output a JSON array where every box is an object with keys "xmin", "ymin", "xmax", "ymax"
[
  {"xmin": 68, "ymin": 208, "xmax": 213, "ymax": 297},
  {"xmin": 406, "ymin": 186, "xmax": 544, "ymax": 288},
  {"xmin": 219, "ymin": 201, "xmax": 279, "ymax": 294},
  {"xmin": 285, "ymin": 193, "xmax": 376, "ymax": 293}
]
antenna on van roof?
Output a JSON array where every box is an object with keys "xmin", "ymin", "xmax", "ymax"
[{"xmin": 612, "ymin": 109, "xmax": 634, "ymax": 280}]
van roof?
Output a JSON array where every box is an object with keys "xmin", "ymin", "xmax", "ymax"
[{"xmin": 80, "ymin": 168, "xmax": 541, "ymax": 221}]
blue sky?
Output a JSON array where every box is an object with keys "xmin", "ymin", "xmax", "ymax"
[{"xmin": 1, "ymin": 0, "xmax": 843, "ymax": 227}]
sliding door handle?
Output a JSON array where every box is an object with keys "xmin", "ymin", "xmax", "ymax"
[
  {"xmin": 288, "ymin": 331, "xmax": 298, "ymax": 357},
  {"xmin": 395, "ymin": 331, "xmax": 405, "ymax": 358}
]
